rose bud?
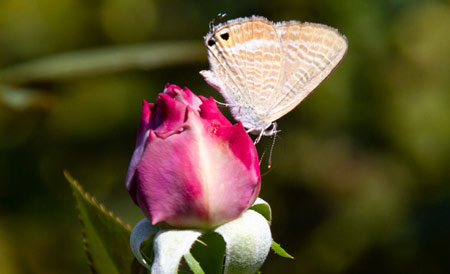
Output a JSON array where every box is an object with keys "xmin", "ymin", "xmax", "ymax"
[{"xmin": 125, "ymin": 84, "xmax": 260, "ymax": 229}]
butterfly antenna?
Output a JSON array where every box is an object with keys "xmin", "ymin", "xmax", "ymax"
[
  {"xmin": 261, "ymin": 138, "xmax": 276, "ymax": 176},
  {"xmin": 259, "ymin": 140, "xmax": 268, "ymax": 166},
  {"xmin": 209, "ymin": 13, "xmax": 227, "ymax": 31},
  {"xmin": 267, "ymin": 125, "xmax": 278, "ymax": 169},
  {"xmin": 261, "ymin": 166, "xmax": 274, "ymax": 177},
  {"xmin": 259, "ymin": 123, "xmax": 278, "ymax": 168}
]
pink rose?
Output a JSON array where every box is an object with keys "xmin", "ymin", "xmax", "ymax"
[{"xmin": 125, "ymin": 84, "xmax": 260, "ymax": 229}]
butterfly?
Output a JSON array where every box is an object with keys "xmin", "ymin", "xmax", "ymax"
[{"xmin": 200, "ymin": 16, "xmax": 348, "ymax": 143}]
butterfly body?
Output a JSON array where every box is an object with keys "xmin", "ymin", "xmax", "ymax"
[{"xmin": 201, "ymin": 16, "xmax": 348, "ymax": 140}]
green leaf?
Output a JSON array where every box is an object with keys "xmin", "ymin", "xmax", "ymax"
[
  {"xmin": 0, "ymin": 41, "xmax": 205, "ymax": 84},
  {"xmin": 65, "ymin": 171, "xmax": 135, "ymax": 274},
  {"xmin": 183, "ymin": 252, "xmax": 206, "ymax": 274},
  {"xmin": 271, "ymin": 240, "xmax": 294, "ymax": 259},
  {"xmin": 190, "ymin": 232, "xmax": 226, "ymax": 274},
  {"xmin": 250, "ymin": 198, "xmax": 272, "ymax": 223},
  {"xmin": 0, "ymin": 84, "xmax": 51, "ymax": 110}
]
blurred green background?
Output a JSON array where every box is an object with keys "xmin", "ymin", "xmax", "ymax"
[{"xmin": 1, "ymin": 0, "xmax": 449, "ymax": 273}]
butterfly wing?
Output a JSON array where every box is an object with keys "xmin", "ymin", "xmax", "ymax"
[
  {"xmin": 201, "ymin": 16, "xmax": 283, "ymax": 129},
  {"xmin": 266, "ymin": 21, "xmax": 348, "ymax": 121}
]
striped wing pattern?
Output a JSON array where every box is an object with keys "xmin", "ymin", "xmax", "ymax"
[
  {"xmin": 269, "ymin": 21, "xmax": 348, "ymax": 121},
  {"xmin": 201, "ymin": 17, "xmax": 283, "ymax": 129},
  {"xmin": 201, "ymin": 16, "xmax": 347, "ymax": 132}
]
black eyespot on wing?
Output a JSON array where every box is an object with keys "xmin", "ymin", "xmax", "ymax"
[
  {"xmin": 207, "ymin": 39, "xmax": 216, "ymax": 47},
  {"xmin": 220, "ymin": 32, "xmax": 229, "ymax": 40}
]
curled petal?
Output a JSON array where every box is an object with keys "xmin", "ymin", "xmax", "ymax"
[
  {"xmin": 215, "ymin": 210, "xmax": 272, "ymax": 274},
  {"xmin": 151, "ymin": 229, "xmax": 202, "ymax": 274},
  {"xmin": 129, "ymin": 218, "xmax": 159, "ymax": 270}
]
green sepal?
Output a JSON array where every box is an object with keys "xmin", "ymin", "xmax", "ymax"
[
  {"xmin": 250, "ymin": 197, "xmax": 272, "ymax": 223},
  {"xmin": 271, "ymin": 240, "xmax": 294, "ymax": 259},
  {"xmin": 190, "ymin": 232, "xmax": 226, "ymax": 274},
  {"xmin": 183, "ymin": 252, "xmax": 206, "ymax": 274}
]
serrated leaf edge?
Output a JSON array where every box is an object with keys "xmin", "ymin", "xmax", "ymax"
[
  {"xmin": 65, "ymin": 171, "xmax": 131, "ymax": 232},
  {"xmin": 65, "ymin": 170, "xmax": 131, "ymax": 273}
]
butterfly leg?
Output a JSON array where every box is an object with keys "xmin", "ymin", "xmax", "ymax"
[
  {"xmin": 249, "ymin": 122, "xmax": 277, "ymax": 144},
  {"xmin": 254, "ymin": 130, "xmax": 265, "ymax": 144},
  {"xmin": 266, "ymin": 122, "xmax": 279, "ymax": 136},
  {"xmin": 214, "ymin": 99, "xmax": 235, "ymax": 108}
]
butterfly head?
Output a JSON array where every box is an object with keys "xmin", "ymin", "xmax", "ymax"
[
  {"xmin": 205, "ymin": 27, "xmax": 232, "ymax": 48},
  {"xmin": 205, "ymin": 13, "xmax": 229, "ymax": 47},
  {"xmin": 205, "ymin": 15, "xmax": 261, "ymax": 49}
]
